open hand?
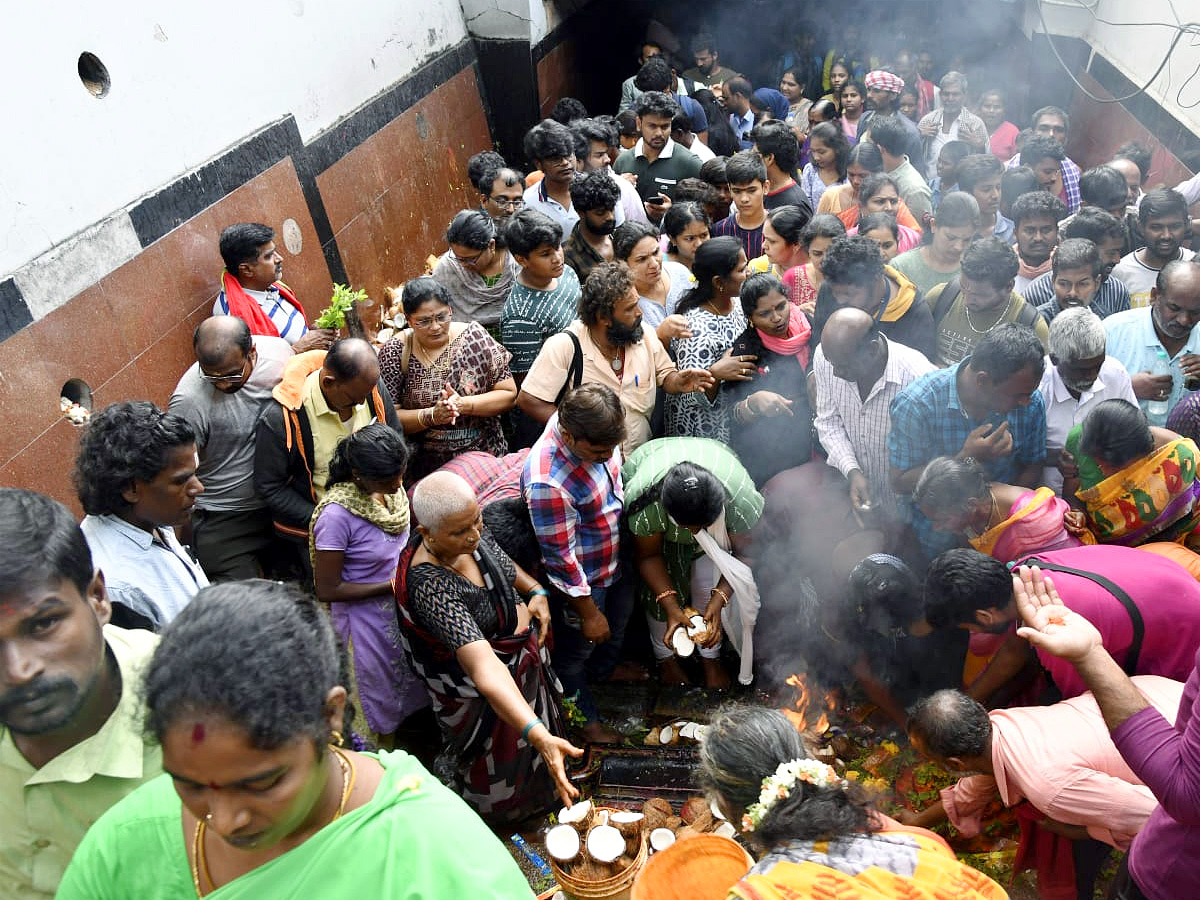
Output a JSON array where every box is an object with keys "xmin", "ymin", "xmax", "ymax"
[
  {"xmin": 711, "ymin": 349, "xmax": 758, "ymax": 382},
  {"xmin": 529, "ymin": 728, "xmax": 585, "ymax": 808},
  {"xmin": 657, "ymin": 314, "xmax": 693, "ymax": 342},
  {"xmin": 1012, "ymin": 565, "xmax": 1103, "ymax": 662},
  {"xmin": 675, "ymin": 367, "xmax": 716, "ymax": 393}
]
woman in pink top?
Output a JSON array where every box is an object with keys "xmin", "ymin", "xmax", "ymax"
[
  {"xmin": 783, "ymin": 214, "xmax": 846, "ymax": 315},
  {"xmin": 978, "ymin": 89, "xmax": 1020, "ymax": 163},
  {"xmin": 839, "ymin": 80, "xmax": 865, "ymax": 144}
]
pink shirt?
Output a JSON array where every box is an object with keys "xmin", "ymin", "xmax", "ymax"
[{"xmin": 941, "ymin": 675, "xmax": 1184, "ymax": 849}]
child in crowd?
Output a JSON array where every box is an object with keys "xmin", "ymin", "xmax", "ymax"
[
  {"xmin": 712, "ymin": 150, "xmax": 771, "ymax": 260},
  {"xmin": 928, "ymin": 140, "xmax": 970, "ymax": 212},
  {"xmin": 958, "ymin": 153, "xmax": 1014, "ymax": 244}
]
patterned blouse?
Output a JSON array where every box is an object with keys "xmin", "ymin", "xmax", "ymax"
[
  {"xmin": 783, "ymin": 264, "xmax": 819, "ymax": 310},
  {"xmin": 406, "ymin": 531, "xmax": 517, "ymax": 649},
  {"xmin": 378, "ymin": 322, "xmax": 512, "ymax": 481},
  {"xmin": 666, "ymin": 305, "xmax": 747, "ymax": 441}
]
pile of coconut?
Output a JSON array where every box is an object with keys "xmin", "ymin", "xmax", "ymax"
[
  {"xmin": 643, "ymin": 719, "xmax": 707, "ymax": 746},
  {"xmin": 545, "ymin": 796, "xmax": 737, "ymax": 881}
]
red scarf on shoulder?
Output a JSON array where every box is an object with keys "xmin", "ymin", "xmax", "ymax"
[
  {"xmin": 220, "ymin": 270, "xmax": 306, "ymax": 338},
  {"xmin": 757, "ymin": 302, "xmax": 812, "ymax": 369}
]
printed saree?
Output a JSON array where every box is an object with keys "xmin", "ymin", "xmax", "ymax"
[{"xmin": 969, "ymin": 486, "xmax": 1093, "ymax": 563}]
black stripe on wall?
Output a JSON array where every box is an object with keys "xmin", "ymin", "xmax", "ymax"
[
  {"xmin": 1086, "ymin": 53, "xmax": 1200, "ymax": 163},
  {"xmin": 0, "ymin": 279, "xmax": 33, "ymax": 342},
  {"xmin": 125, "ymin": 39, "xmax": 480, "ymax": 285}
]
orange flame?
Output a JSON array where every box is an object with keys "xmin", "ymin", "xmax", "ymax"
[{"xmin": 781, "ymin": 673, "xmax": 833, "ymax": 735}]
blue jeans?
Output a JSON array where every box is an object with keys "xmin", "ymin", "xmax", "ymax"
[{"xmin": 549, "ymin": 584, "xmax": 611, "ymax": 724}]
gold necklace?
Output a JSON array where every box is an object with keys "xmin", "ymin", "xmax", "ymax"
[
  {"xmin": 963, "ymin": 302, "xmax": 1008, "ymax": 336},
  {"xmin": 191, "ymin": 746, "xmax": 355, "ymax": 897}
]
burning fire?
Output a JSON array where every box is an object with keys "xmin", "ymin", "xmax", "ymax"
[{"xmin": 781, "ymin": 673, "xmax": 836, "ymax": 735}]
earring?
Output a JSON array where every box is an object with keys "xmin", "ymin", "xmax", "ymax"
[{"xmin": 330, "ymin": 730, "xmax": 344, "ymax": 747}]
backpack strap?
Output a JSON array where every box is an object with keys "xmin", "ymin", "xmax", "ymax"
[
  {"xmin": 1015, "ymin": 300, "xmax": 1041, "ymax": 329},
  {"xmin": 1020, "ymin": 557, "xmax": 1144, "ymax": 675},
  {"xmin": 552, "ymin": 330, "xmax": 585, "ymax": 406},
  {"xmin": 931, "ymin": 276, "xmax": 961, "ymax": 325}
]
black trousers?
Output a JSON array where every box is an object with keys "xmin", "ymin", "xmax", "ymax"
[{"xmin": 191, "ymin": 507, "xmax": 304, "ymax": 582}]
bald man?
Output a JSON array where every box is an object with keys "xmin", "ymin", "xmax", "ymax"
[
  {"xmin": 1107, "ymin": 156, "xmax": 1143, "ymax": 210},
  {"xmin": 813, "ymin": 307, "xmax": 935, "ymax": 521},
  {"xmin": 169, "ymin": 317, "xmax": 293, "ymax": 580},
  {"xmin": 254, "ymin": 338, "xmax": 404, "ymax": 563}
]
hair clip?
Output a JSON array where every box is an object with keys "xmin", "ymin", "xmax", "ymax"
[{"xmin": 682, "ymin": 476, "xmax": 700, "ymax": 489}]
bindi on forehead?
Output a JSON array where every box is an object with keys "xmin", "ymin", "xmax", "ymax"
[{"xmin": 192, "ymin": 722, "xmax": 206, "ymax": 744}]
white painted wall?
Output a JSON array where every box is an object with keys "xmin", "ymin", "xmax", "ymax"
[
  {"xmin": 0, "ymin": 0, "xmax": 469, "ymax": 280},
  {"xmin": 1030, "ymin": 0, "xmax": 1200, "ymax": 135}
]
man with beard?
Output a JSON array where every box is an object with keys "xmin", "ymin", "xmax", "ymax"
[
  {"xmin": 858, "ymin": 70, "xmax": 925, "ymax": 172},
  {"xmin": 1037, "ymin": 307, "xmax": 1136, "ymax": 494},
  {"xmin": 1010, "ymin": 190, "xmax": 1068, "ymax": 293},
  {"xmin": 516, "ymin": 262, "xmax": 712, "ymax": 453},
  {"xmin": 917, "ymin": 72, "xmax": 988, "ymax": 178},
  {"xmin": 923, "ymin": 545, "xmax": 1200, "ymax": 704},
  {"xmin": 614, "ymin": 92, "xmax": 702, "ymax": 221},
  {"xmin": 0, "ymin": 489, "xmax": 161, "ymax": 899},
  {"xmin": 1104, "ymin": 258, "xmax": 1200, "ymax": 424},
  {"xmin": 683, "ymin": 33, "xmax": 737, "ymax": 89},
  {"xmin": 563, "ymin": 170, "xmax": 620, "ymax": 284},
  {"xmin": 1111, "ymin": 188, "xmax": 1195, "ymax": 309},
  {"xmin": 1026, "ymin": 238, "xmax": 1131, "ymax": 322}
]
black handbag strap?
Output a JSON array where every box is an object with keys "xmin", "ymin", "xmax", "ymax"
[
  {"xmin": 1022, "ymin": 557, "xmax": 1144, "ymax": 675},
  {"xmin": 552, "ymin": 330, "xmax": 584, "ymax": 406}
]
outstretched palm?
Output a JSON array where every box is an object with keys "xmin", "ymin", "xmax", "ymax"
[{"xmin": 1012, "ymin": 564, "xmax": 1103, "ymax": 662}]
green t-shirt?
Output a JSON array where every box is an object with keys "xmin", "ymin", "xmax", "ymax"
[
  {"xmin": 55, "ymin": 750, "xmax": 534, "ymax": 900},
  {"xmin": 623, "ymin": 437, "xmax": 764, "ymax": 543},
  {"xmin": 890, "ymin": 248, "xmax": 958, "ymax": 303}
]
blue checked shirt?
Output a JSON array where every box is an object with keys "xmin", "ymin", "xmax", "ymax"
[{"xmin": 888, "ymin": 363, "xmax": 1047, "ymax": 558}]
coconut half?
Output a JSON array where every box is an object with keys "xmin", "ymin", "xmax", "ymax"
[
  {"xmin": 586, "ymin": 824, "xmax": 626, "ymax": 863},
  {"xmin": 671, "ymin": 628, "xmax": 695, "ymax": 657},
  {"xmin": 610, "ymin": 811, "xmax": 645, "ymax": 839},
  {"xmin": 559, "ymin": 798, "xmax": 593, "ymax": 830},
  {"xmin": 649, "ymin": 827, "xmax": 676, "ymax": 852},
  {"xmin": 545, "ymin": 824, "xmax": 581, "ymax": 862},
  {"xmin": 713, "ymin": 821, "xmax": 737, "ymax": 838},
  {"xmin": 710, "ymin": 798, "xmax": 726, "ymax": 820}
]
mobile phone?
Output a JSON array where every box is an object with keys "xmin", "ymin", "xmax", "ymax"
[{"xmin": 647, "ymin": 194, "xmax": 667, "ymax": 206}]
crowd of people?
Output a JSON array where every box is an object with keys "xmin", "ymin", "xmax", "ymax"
[{"xmin": 8, "ymin": 14, "xmax": 1200, "ymax": 900}]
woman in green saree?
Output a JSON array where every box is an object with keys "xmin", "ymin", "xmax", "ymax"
[
  {"xmin": 55, "ymin": 580, "xmax": 533, "ymax": 899},
  {"xmin": 1065, "ymin": 398, "xmax": 1200, "ymax": 549}
]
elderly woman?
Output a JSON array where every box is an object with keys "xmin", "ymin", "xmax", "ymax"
[
  {"xmin": 699, "ymin": 705, "xmax": 1007, "ymax": 900},
  {"xmin": 378, "ymin": 277, "xmax": 517, "ymax": 483},
  {"xmin": 914, "ymin": 455, "xmax": 1093, "ymax": 563},
  {"xmin": 311, "ymin": 424, "xmax": 428, "ymax": 747},
  {"xmin": 1065, "ymin": 398, "xmax": 1200, "ymax": 548},
  {"xmin": 624, "ymin": 439, "xmax": 764, "ymax": 689},
  {"xmin": 723, "ymin": 273, "xmax": 814, "ymax": 486},
  {"xmin": 395, "ymin": 471, "xmax": 582, "ymax": 825},
  {"xmin": 430, "ymin": 209, "xmax": 520, "ymax": 328},
  {"xmin": 56, "ymin": 580, "xmax": 534, "ymax": 899}
]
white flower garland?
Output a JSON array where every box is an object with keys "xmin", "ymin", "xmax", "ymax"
[{"xmin": 741, "ymin": 758, "xmax": 844, "ymax": 832}]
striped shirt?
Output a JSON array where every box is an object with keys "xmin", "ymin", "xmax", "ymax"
[
  {"xmin": 522, "ymin": 415, "xmax": 623, "ymax": 597},
  {"xmin": 711, "ymin": 215, "xmax": 764, "ymax": 261},
  {"xmin": 888, "ymin": 362, "xmax": 1047, "ymax": 557},
  {"xmin": 501, "ymin": 267, "xmax": 582, "ymax": 374},
  {"xmin": 813, "ymin": 337, "xmax": 937, "ymax": 518},
  {"xmin": 1025, "ymin": 272, "xmax": 1132, "ymax": 321},
  {"xmin": 623, "ymin": 437, "xmax": 763, "ymax": 543},
  {"xmin": 213, "ymin": 286, "xmax": 308, "ymax": 344}
]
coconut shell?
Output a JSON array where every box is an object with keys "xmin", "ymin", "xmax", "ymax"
[
  {"xmin": 610, "ymin": 810, "xmax": 645, "ymax": 839},
  {"xmin": 545, "ymin": 824, "xmax": 581, "ymax": 862},
  {"xmin": 664, "ymin": 815, "xmax": 683, "ymax": 831},
  {"xmin": 680, "ymin": 797, "xmax": 710, "ymax": 825},
  {"xmin": 586, "ymin": 824, "xmax": 626, "ymax": 863},
  {"xmin": 643, "ymin": 727, "xmax": 661, "ymax": 746},
  {"xmin": 642, "ymin": 798, "xmax": 673, "ymax": 831},
  {"xmin": 649, "ymin": 827, "xmax": 676, "ymax": 852},
  {"xmin": 674, "ymin": 825, "xmax": 704, "ymax": 841},
  {"xmin": 690, "ymin": 808, "xmax": 716, "ymax": 833},
  {"xmin": 559, "ymin": 798, "xmax": 595, "ymax": 832}
]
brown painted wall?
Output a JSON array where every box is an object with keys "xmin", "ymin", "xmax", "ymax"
[
  {"xmin": 537, "ymin": 40, "xmax": 581, "ymax": 118},
  {"xmin": 1069, "ymin": 71, "xmax": 1194, "ymax": 190},
  {"xmin": 318, "ymin": 66, "xmax": 492, "ymax": 333},
  {"xmin": 0, "ymin": 64, "xmax": 491, "ymax": 511}
]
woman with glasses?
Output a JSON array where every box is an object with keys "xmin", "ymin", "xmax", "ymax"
[
  {"xmin": 430, "ymin": 209, "xmax": 521, "ymax": 329},
  {"xmin": 378, "ymin": 277, "xmax": 517, "ymax": 483}
]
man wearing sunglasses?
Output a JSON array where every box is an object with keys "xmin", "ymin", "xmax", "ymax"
[{"xmin": 168, "ymin": 316, "xmax": 294, "ymax": 581}]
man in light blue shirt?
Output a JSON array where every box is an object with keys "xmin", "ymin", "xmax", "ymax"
[
  {"xmin": 75, "ymin": 402, "xmax": 208, "ymax": 630},
  {"xmin": 1104, "ymin": 259, "xmax": 1200, "ymax": 425}
]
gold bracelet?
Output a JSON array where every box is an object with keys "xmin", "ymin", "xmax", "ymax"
[
  {"xmin": 710, "ymin": 587, "xmax": 730, "ymax": 606},
  {"xmin": 655, "ymin": 589, "xmax": 679, "ymax": 604}
]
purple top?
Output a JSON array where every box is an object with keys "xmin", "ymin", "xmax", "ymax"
[
  {"xmin": 1015, "ymin": 546, "xmax": 1200, "ymax": 698},
  {"xmin": 1114, "ymin": 647, "xmax": 1200, "ymax": 898},
  {"xmin": 312, "ymin": 503, "xmax": 407, "ymax": 582}
]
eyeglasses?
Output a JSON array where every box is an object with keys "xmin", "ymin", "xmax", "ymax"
[
  {"xmin": 488, "ymin": 196, "xmax": 525, "ymax": 210},
  {"xmin": 450, "ymin": 248, "xmax": 486, "ymax": 266},
  {"xmin": 199, "ymin": 357, "xmax": 250, "ymax": 384},
  {"xmin": 411, "ymin": 310, "xmax": 453, "ymax": 329}
]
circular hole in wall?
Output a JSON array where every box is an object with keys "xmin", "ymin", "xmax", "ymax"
[
  {"xmin": 60, "ymin": 378, "xmax": 93, "ymax": 426},
  {"xmin": 78, "ymin": 52, "xmax": 111, "ymax": 98},
  {"xmin": 281, "ymin": 218, "xmax": 303, "ymax": 255}
]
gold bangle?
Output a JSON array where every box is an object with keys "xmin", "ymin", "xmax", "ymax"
[
  {"xmin": 710, "ymin": 587, "xmax": 730, "ymax": 606},
  {"xmin": 655, "ymin": 589, "xmax": 679, "ymax": 604}
]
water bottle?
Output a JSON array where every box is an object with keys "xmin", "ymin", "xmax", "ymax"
[{"xmin": 1148, "ymin": 348, "xmax": 1171, "ymax": 420}]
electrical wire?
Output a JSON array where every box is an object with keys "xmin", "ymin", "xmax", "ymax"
[{"xmin": 1035, "ymin": 0, "xmax": 1198, "ymax": 104}]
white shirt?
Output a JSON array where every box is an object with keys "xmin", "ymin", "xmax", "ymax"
[
  {"xmin": 1111, "ymin": 247, "xmax": 1196, "ymax": 309},
  {"xmin": 1038, "ymin": 356, "xmax": 1138, "ymax": 494},
  {"xmin": 683, "ymin": 137, "xmax": 716, "ymax": 162}
]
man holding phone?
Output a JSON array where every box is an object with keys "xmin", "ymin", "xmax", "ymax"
[
  {"xmin": 613, "ymin": 91, "xmax": 702, "ymax": 223},
  {"xmin": 889, "ymin": 324, "xmax": 1048, "ymax": 562}
]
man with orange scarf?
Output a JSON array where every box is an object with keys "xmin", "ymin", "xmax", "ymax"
[{"xmin": 213, "ymin": 223, "xmax": 333, "ymax": 350}]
